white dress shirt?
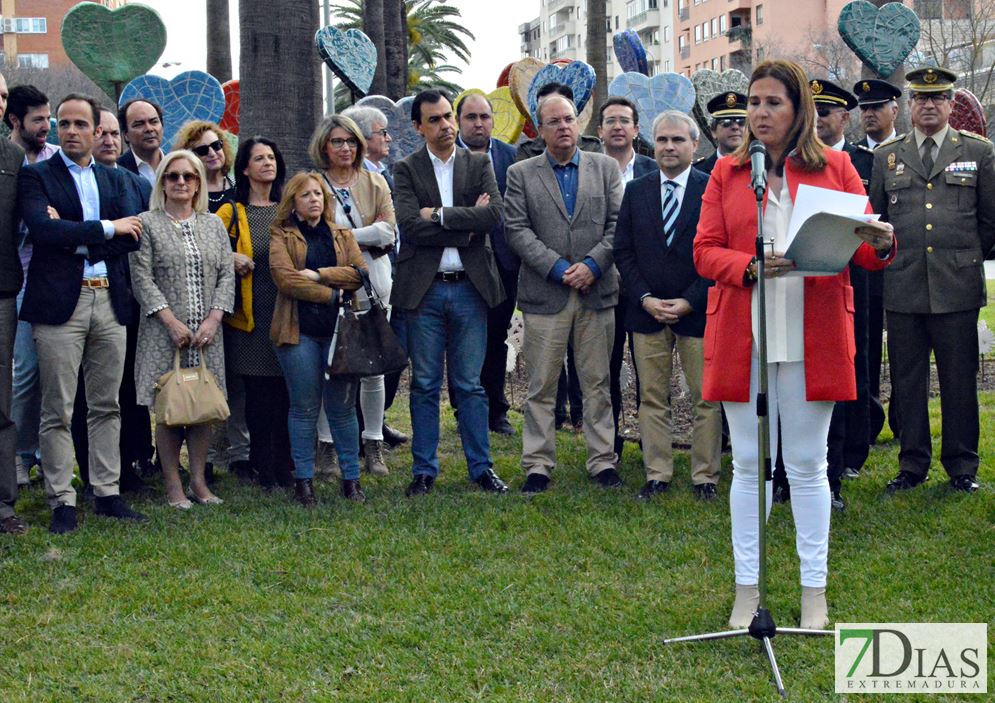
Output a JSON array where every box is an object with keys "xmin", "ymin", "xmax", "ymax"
[
  {"xmin": 619, "ymin": 149, "xmax": 637, "ymax": 185},
  {"xmin": 429, "ymin": 147, "xmax": 463, "ymax": 272},
  {"xmin": 659, "ymin": 164, "xmax": 692, "ymax": 211},
  {"xmin": 133, "ymin": 149, "xmax": 164, "ymax": 185},
  {"xmin": 865, "ymin": 130, "xmax": 896, "ymax": 150},
  {"xmin": 58, "ymin": 150, "xmax": 115, "ymax": 279}
]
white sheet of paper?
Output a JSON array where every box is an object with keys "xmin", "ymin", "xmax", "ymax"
[{"xmin": 783, "ymin": 184, "xmax": 880, "ymax": 276}]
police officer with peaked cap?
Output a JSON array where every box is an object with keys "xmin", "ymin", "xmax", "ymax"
[{"xmin": 695, "ymin": 92, "xmax": 747, "ymax": 175}]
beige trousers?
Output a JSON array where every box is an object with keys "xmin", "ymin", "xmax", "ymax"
[
  {"xmin": 632, "ymin": 327, "xmax": 721, "ymax": 484},
  {"xmin": 34, "ymin": 289, "xmax": 126, "ymax": 507},
  {"xmin": 521, "ymin": 290, "xmax": 615, "ymax": 477}
]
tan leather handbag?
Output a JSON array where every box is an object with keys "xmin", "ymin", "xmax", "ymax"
[{"xmin": 153, "ymin": 350, "xmax": 230, "ymax": 427}]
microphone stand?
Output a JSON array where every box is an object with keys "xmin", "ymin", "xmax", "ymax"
[{"xmin": 663, "ymin": 166, "xmax": 833, "ymax": 698}]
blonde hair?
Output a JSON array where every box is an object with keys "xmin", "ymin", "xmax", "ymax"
[
  {"xmin": 307, "ymin": 114, "xmax": 367, "ymax": 171},
  {"xmin": 172, "ymin": 120, "xmax": 234, "ymax": 177},
  {"xmin": 150, "ymin": 150, "xmax": 209, "ymax": 213},
  {"xmin": 275, "ymin": 171, "xmax": 336, "ymax": 227}
]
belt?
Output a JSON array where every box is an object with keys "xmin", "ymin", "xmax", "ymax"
[
  {"xmin": 435, "ymin": 271, "xmax": 467, "ymax": 282},
  {"xmin": 81, "ymin": 276, "xmax": 110, "ymax": 289}
]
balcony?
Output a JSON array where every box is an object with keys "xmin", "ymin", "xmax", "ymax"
[
  {"xmin": 548, "ymin": 19, "xmax": 576, "ymax": 38},
  {"xmin": 547, "ymin": 0, "xmax": 573, "ymax": 12},
  {"xmin": 680, "ymin": 45, "xmax": 690, "ymax": 59},
  {"xmin": 726, "ymin": 25, "xmax": 751, "ymax": 47},
  {"xmin": 628, "ymin": 9, "xmax": 660, "ymax": 29},
  {"xmin": 679, "ymin": 7, "xmax": 690, "ymax": 21}
]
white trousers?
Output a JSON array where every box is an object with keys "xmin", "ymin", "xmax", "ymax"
[{"xmin": 723, "ymin": 357, "xmax": 833, "ymax": 588}]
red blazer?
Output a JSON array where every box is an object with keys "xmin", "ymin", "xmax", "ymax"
[{"xmin": 693, "ymin": 148, "xmax": 896, "ymax": 402}]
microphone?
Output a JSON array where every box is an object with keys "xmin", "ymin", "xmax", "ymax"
[{"xmin": 749, "ymin": 140, "xmax": 767, "ymax": 197}]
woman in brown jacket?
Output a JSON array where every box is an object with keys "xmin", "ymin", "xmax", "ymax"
[{"xmin": 270, "ymin": 172, "xmax": 368, "ymax": 504}]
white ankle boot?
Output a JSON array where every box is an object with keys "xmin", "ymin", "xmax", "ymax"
[
  {"xmin": 800, "ymin": 586, "xmax": 829, "ymax": 629},
  {"xmin": 728, "ymin": 584, "xmax": 760, "ymax": 628}
]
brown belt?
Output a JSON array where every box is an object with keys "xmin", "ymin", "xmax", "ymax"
[{"xmin": 81, "ymin": 277, "xmax": 110, "ymax": 289}]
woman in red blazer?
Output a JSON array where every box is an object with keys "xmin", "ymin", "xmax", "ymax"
[{"xmin": 693, "ymin": 60, "xmax": 896, "ymax": 630}]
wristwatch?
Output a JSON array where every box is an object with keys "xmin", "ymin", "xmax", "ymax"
[{"xmin": 430, "ymin": 207, "xmax": 441, "ymax": 224}]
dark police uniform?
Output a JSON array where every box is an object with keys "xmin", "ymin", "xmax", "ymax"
[
  {"xmin": 695, "ymin": 92, "xmax": 747, "ymax": 175},
  {"xmin": 869, "ymin": 67, "xmax": 995, "ymax": 491}
]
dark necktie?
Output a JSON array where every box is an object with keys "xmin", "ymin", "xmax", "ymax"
[
  {"xmin": 921, "ymin": 137, "xmax": 935, "ymax": 174},
  {"xmin": 662, "ymin": 180, "xmax": 679, "ymax": 246}
]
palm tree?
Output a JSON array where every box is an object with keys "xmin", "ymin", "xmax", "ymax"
[
  {"xmin": 362, "ymin": 0, "xmax": 388, "ymax": 96},
  {"xmin": 383, "ymin": 0, "xmax": 408, "ymax": 99},
  {"xmin": 334, "ymin": 0, "xmax": 474, "ymax": 96},
  {"xmin": 239, "ymin": 0, "xmax": 320, "ymax": 172},
  {"xmin": 206, "ymin": 0, "xmax": 232, "ymax": 82},
  {"xmin": 585, "ymin": 0, "xmax": 608, "ymax": 136}
]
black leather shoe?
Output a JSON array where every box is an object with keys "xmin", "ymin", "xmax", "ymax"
[
  {"xmin": 489, "ymin": 415, "xmax": 515, "ymax": 435},
  {"xmin": 521, "ymin": 473, "xmax": 550, "ymax": 494},
  {"xmin": 637, "ymin": 480, "xmax": 669, "ymax": 499},
  {"xmin": 341, "ymin": 479, "xmax": 366, "ymax": 502},
  {"xmin": 693, "ymin": 483, "xmax": 718, "ymax": 501},
  {"xmin": 405, "ymin": 474, "xmax": 435, "ymax": 497},
  {"xmin": 949, "ymin": 475, "xmax": 979, "ymax": 493},
  {"xmin": 772, "ymin": 484, "xmax": 791, "ymax": 504},
  {"xmin": 382, "ymin": 424, "xmax": 408, "ymax": 448},
  {"xmin": 295, "ymin": 478, "xmax": 317, "ymax": 507},
  {"xmin": 831, "ymin": 490, "xmax": 845, "ymax": 511},
  {"xmin": 49, "ymin": 505, "xmax": 78, "ymax": 534},
  {"xmin": 886, "ymin": 470, "xmax": 928, "ymax": 493},
  {"xmin": 593, "ymin": 468, "xmax": 623, "ymax": 488},
  {"xmin": 230, "ymin": 460, "xmax": 255, "ymax": 482},
  {"xmin": 94, "ymin": 495, "xmax": 148, "ymax": 522},
  {"xmin": 474, "ymin": 468, "xmax": 509, "ymax": 493}
]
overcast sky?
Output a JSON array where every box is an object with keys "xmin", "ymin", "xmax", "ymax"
[{"xmin": 142, "ymin": 0, "xmax": 538, "ymax": 96}]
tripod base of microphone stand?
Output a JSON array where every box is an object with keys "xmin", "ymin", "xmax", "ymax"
[{"xmin": 663, "ymin": 608, "xmax": 833, "ymax": 698}]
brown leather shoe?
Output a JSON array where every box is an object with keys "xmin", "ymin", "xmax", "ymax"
[
  {"xmin": 0, "ymin": 514, "xmax": 28, "ymax": 534},
  {"xmin": 294, "ymin": 479, "xmax": 317, "ymax": 507}
]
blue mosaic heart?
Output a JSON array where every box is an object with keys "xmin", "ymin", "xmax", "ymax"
[
  {"xmin": 119, "ymin": 71, "xmax": 225, "ymax": 152},
  {"xmin": 527, "ymin": 61, "xmax": 596, "ymax": 126},
  {"xmin": 315, "ymin": 26, "xmax": 377, "ymax": 96},
  {"xmin": 609, "ymin": 72, "xmax": 696, "ymax": 146},
  {"xmin": 838, "ymin": 1, "xmax": 921, "ymax": 78},
  {"xmin": 355, "ymin": 95, "xmax": 420, "ymax": 168},
  {"xmin": 613, "ymin": 30, "xmax": 648, "ymax": 75}
]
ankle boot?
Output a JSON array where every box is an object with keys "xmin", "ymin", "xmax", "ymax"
[
  {"xmin": 800, "ymin": 586, "xmax": 829, "ymax": 629},
  {"xmin": 341, "ymin": 478, "xmax": 366, "ymax": 503},
  {"xmin": 294, "ymin": 479, "xmax": 317, "ymax": 507},
  {"xmin": 728, "ymin": 584, "xmax": 760, "ymax": 628},
  {"xmin": 363, "ymin": 439, "xmax": 389, "ymax": 476}
]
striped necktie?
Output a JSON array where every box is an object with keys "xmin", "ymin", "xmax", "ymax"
[{"xmin": 662, "ymin": 180, "xmax": 679, "ymax": 246}]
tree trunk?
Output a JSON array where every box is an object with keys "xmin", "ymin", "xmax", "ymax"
[
  {"xmin": 206, "ymin": 0, "xmax": 232, "ymax": 83},
  {"xmin": 240, "ymin": 0, "xmax": 320, "ymax": 173},
  {"xmin": 363, "ymin": 0, "xmax": 388, "ymax": 96},
  {"xmin": 585, "ymin": 0, "xmax": 608, "ymax": 136},
  {"xmin": 384, "ymin": 0, "xmax": 408, "ymax": 99}
]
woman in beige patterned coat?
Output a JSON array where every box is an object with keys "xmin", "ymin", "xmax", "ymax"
[{"xmin": 130, "ymin": 150, "xmax": 235, "ymax": 509}]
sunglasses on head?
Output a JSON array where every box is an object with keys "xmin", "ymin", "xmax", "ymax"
[
  {"xmin": 191, "ymin": 139, "xmax": 224, "ymax": 157},
  {"xmin": 164, "ymin": 171, "xmax": 199, "ymax": 183},
  {"xmin": 719, "ymin": 117, "xmax": 746, "ymax": 128}
]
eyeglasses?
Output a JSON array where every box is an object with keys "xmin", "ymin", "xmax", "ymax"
[
  {"xmin": 164, "ymin": 171, "xmax": 199, "ymax": 183},
  {"xmin": 372, "ymin": 129, "xmax": 389, "ymax": 138},
  {"xmin": 718, "ymin": 117, "xmax": 746, "ymax": 128},
  {"xmin": 542, "ymin": 115, "xmax": 577, "ymax": 128},
  {"xmin": 912, "ymin": 93, "xmax": 950, "ymax": 104},
  {"xmin": 815, "ymin": 107, "xmax": 843, "ymax": 118},
  {"xmin": 191, "ymin": 139, "xmax": 224, "ymax": 157},
  {"xmin": 328, "ymin": 138, "xmax": 359, "ymax": 150},
  {"xmin": 603, "ymin": 116, "xmax": 634, "ymax": 127}
]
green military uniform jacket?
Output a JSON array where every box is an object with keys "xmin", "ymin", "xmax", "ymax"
[
  {"xmin": 0, "ymin": 139, "xmax": 24, "ymax": 296},
  {"xmin": 869, "ymin": 128, "xmax": 995, "ymax": 314}
]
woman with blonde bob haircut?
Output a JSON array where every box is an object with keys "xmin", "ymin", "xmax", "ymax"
[
  {"xmin": 307, "ymin": 113, "xmax": 396, "ymax": 477},
  {"xmin": 694, "ymin": 59, "xmax": 897, "ymax": 629},
  {"xmin": 269, "ymin": 171, "xmax": 369, "ymax": 505},
  {"xmin": 131, "ymin": 150, "xmax": 236, "ymax": 509}
]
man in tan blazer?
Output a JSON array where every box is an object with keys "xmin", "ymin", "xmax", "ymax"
[{"xmin": 504, "ymin": 94, "xmax": 624, "ymax": 493}]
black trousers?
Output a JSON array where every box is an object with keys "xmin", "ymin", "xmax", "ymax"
[
  {"xmin": 866, "ymin": 270, "xmax": 887, "ymax": 442},
  {"xmin": 383, "ymin": 309, "xmax": 407, "ymax": 412},
  {"xmin": 480, "ymin": 265, "xmax": 518, "ymax": 423},
  {"xmin": 555, "ymin": 345, "xmax": 583, "ymax": 427},
  {"xmin": 887, "ymin": 309, "xmax": 980, "ymax": 478},
  {"xmin": 242, "ymin": 375, "xmax": 293, "ymax": 483},
  {"xmin": 609, "ymin": 293, "xmax": 639, "ymax": 459},
  {"xmin": 827, "ymin": 264, "xmax": 871, "ymax": 492}
]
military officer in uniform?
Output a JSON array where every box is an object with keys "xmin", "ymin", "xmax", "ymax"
[
  {"xmin": 694, "ymin": 92, "xmax": 746, "ymax": 175},
  {"xmin": 810, "ymin": 79, "xmax": 875, "ymax": 510},
  {"xmin": 869, "ymin": 67, "xmax": 994, "ymax": 495},
  {"xmin": 854, "ymin": 79, "xmax": 903, "ymax": 444}
]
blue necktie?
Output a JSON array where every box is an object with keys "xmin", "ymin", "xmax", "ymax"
[{"xmin": 661, "ymin": 180, "xmax": 679, "ymax": 246}]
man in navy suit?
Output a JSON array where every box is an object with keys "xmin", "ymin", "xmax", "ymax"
[
  {"xmin": 613, "ymin": 110, "xmax": 721, "ymax": 500},
  {"xmin": 597, "ymin": 96, "xmax": 657, "ymax": 461},
  {"xmin": 18, "ymin": 94, "xmax": 147, "ymax": 533},
  {"xmin": 456, "ymin": 92, "xmax": 519, "ymax": 435}
]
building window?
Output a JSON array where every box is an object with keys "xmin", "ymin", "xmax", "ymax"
[
  {"xmin": 664, "ymin": 25, "xmax": 671, "ymax": 42},
  {"xmin": 665, "ymin": 60, "xmax": 671, "ymax": 71},
  {"xmin": 756, "ymin": 5, "xmax": 764, "ymax": 24},
  {"xmin": 711, "ymin": 18, "xmax": 718, "ymax": 36},
  {"xmin": 694, "ymin": 25, "xmax": 701, "ymax": 43},
  {"xmin": 945, "ymin": 0, "xmax": 972, "ymax": 19},
  {"xmin": 720, "ymin": 15, "xmax": 727, "ymax": 33},
  {"xmin": 17, "ymin": 53, "xmax": 48, "ymax": 68},
  {"xmin": 720, "ymin": 55, "xmax": 725, "ymax": 70},
  {"xmin": 703, "ymin": 22, "xmax": 710, "ymax": 41},
  {"xmin": 913, "ymin": 0, "xmax": 941, "ymax": 18},
  {"xmin": 712, "ymin": 57, "xmax": 718, "ymax": 70},
  {"xmin": 13, "ymin": 17, "xmax": 47, "ymax": 33}
]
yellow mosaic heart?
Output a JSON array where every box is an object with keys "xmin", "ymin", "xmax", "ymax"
[{"xmin": 455, "ymin": 87, "xmax": 525, "ymax": 144}]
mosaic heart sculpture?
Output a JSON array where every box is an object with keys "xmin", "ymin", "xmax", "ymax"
[
  {"xmin": 508, "ymin": 57, "xmax": 544, "ymax": 119},
  {"xmin": 609, "ymin": 72, "xmax": 696, "ymax": 146},
  {"xmin": 454, "ymin": 87, "xmax": 525, "ymax": 144},
  {"xmin": 355, "ymin": 95, "xmax": 420, "ymax": 167},
  {"xmin": 220, "ymin": 80, "xmax": 240, "ymax": 135},
  {"xmin": 119, "ymin": 71, "xmax": 226, "ymax": 152},
  {"xmin": 613, "ymin": 30, "xmax": 648, "ymax": 75},
  {"xmin": 950, "ymin": 88, "xmax": 987, "ymax": 137},
  {"xmin": 838, "ymin": 1, "xmax": 921, "ymax": 78},
  {"xmin": 61, "ymin": 2, "xmax": 167, "ymax": 98},
  {"xmin": 527, "ymin": 61, "xmax": 596, "ymax": 126},
  {"xmin": 691, "ymin": 68, "xmax": 749, "ymax": 146},
  {"xmin": 47, "ymin": 118, "xmax": 59, "ymax": 145},
  {"xmin": 497, "ymin": 62, "xmax": 514, "ymax": 88},
  {"xmin": 314, "ymin": 26, "xmax": 377, "ymax": 96}
]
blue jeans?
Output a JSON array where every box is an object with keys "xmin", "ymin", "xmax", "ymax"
[
  {"xmin": 406, "ymin": 279, "xmax": 491, "ymax": 479},
  {"xmin": 12, "ymin": 288, "xmax": 40, "ymax": 467},
  {"xmin": 275, "ymin": 335, "xmax": 360, "ymax": 481}
]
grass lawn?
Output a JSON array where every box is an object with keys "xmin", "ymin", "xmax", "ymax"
[{"xmin": 1, "ymin": 394, "xmax": 992, "ymax": 702}]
